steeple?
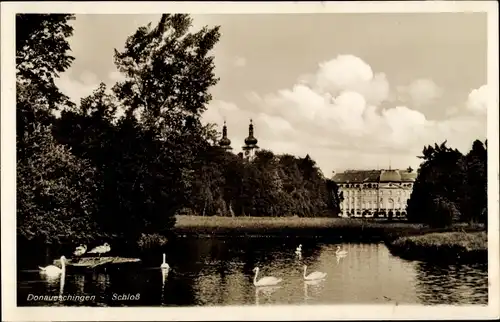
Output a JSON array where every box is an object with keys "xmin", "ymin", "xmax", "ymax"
[
  {"xmin": 242, "ymin": 119, "xmax": 259, "ymax": 160},
  {"xmin": 219, "ymin": 120, "xmax": 232, "ymax": 151}
]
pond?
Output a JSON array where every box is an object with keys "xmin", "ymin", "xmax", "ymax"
[{"xmin": 17, "ymin": 237, "xmax": 488, "ymax": 306}]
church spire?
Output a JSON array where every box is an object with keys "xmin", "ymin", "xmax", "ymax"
[
  {"xmin": 219, "ymin": 120, "xmax": 232, "ymax": 151},
  {"xmin": 242, "ymin": 119, "xmax": 259, "ymax": 160}
]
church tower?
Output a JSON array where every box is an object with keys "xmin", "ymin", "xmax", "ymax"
[
  {"xmin": 219, "ymin": 121, "xmax": 233, "ymax": 152},
  {"xmin": 242, "ymin": 119, "xmax": 259, "ymax": 160}
]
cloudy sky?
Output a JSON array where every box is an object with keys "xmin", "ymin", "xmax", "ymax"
[{"xmin": 55, "ymin": 13, "xmax": 488, "ymax": 176}]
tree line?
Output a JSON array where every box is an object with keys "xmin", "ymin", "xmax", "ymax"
[
  {"xmin": 16, "ymin": 14, "xmax": 341, "ymax": 245},
  {"xmin": 407, "ymin": 140, "xmax": 488, "ymax": 228}
]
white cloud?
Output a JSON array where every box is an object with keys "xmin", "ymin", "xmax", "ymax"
[
  {"xmin": 310, "ymin": 55, "xmax": 390, "ymax": 106},
  {"xmin": 55, "ymin": 69, "xmax": 127, "ymax": 107},
  {"xmin": 233, "ymin": 56, "xmax": 247, "ymax": 67},
  {"xmin": 55, "ymin": 71, "xmax": 100, "ymax": 106},
  {"xmin": 397, "ymin": 78, "xmax": 443, "ymax": 107},
  {"xmin": 467, "ymin": 85, "xmax": 489, "ymax": 114}
]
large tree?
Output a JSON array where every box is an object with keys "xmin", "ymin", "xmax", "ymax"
[
  {"xmin": 407, "ymin": 140, "xmax": 487, "ymax": 227},
  {"xmin": 16, "ymin": 15, "xmax": 103, "ymax": 243},
  {"xmin": 16, "ymin": 14, "xmax": 76, "ymax": 142}
]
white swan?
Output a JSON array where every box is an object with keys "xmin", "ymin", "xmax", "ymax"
[
  {"xmin": 253, "ymin": 267, "xmax": 282, "ymax": 287},
  {"xmin": 39, "ymin": 256, "xmax": 66, "ymax": 276},
  {"xmin": 88, "ymin": 242, "xmax": 111, "ymax": 257},
  {"xmin": 303, "ymin": 265, "xmax": 327, "ymax": 281},
  {"xmin": 295, "ymin": 244, "xmax": 302, "ymax": 256},
  {"xmin": 73, "ymin": 245, "xmax": 87, "ymax": 257},
  {"xmin": 335, "ymin": 245, "xmax": 348, "ymax": 256},
  {"xmin": 160, "ymin": 253, "xmax": 170, "ymax": 270}
]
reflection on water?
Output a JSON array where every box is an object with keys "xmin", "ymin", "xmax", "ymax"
[
  {"xmin": 17, "ymin": 238, "xmax": 488, "ymax": 306},
  {"xmin": 415, "ymin": 262, "xmax": 488, "ymax": 305}
]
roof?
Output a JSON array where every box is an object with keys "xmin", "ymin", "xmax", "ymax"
[
  {"xmin": 380, "ymin": 170, "xmax": 401, "ymax": 182},
  {"xmin": 332, "ymin": 169, "xmax": 417, "ymax": 183}
]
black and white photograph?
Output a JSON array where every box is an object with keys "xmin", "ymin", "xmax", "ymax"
[{"xmin": 1, "ymin": 1, "xmax": 499, "ymax": 321}]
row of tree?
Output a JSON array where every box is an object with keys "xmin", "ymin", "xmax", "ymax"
[
  {"xmin": 187, "ymin": 148, "xmax": 341, "ymax": 218},
  {"xmin": 16, "ymin": 14, "xmax": 341, "ymax": 245},
  {"xmin": 407, "ymin": 140, "xmax": 488, "ymax": 228}
]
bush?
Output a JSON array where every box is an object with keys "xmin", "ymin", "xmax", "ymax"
[{"xmin": 428, "ymin": 198, "xmax": 460, "ymax": 228}]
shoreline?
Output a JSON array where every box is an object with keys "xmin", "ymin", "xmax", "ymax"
[{"xmin": 172, "ymin": 215, "xmax": 487, "ymax": 263}]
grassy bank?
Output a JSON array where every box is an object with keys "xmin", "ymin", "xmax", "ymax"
[
  {"xmin": 172, "ymin": 215, "xmax": 484, "ymax": 242},
  {"xmin": 388, "ymin": 231, "xmax": 488, "ymax": 263}
]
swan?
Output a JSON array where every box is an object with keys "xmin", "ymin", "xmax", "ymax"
[
  {"xmin": 73, "ymin": 245, "xmax": 87, "ymax": 257},
  {"xmin": 253, "ymin": 267, "xmax": 282, "ymax": 287},
  {"xmin": 303, "ymin": 265, "xmax": 327, "ymax": 281},
  {"xmin": 88, "ymin": 242, "xmax": 111, "ymax": 257},
  {"xmin": 160, "ymin": 253, "xmax": 170, "ymax": 270},
  {"xmin": 335, "ymin": 245, "xmax": 348, "ymax": 256},
  {"xmin": 39, "ymin": 256, "xmax": 66, "ymax": 276},
  {"xmin": 295, "ymin": 244, "xmax": 302, "ymax": 256}
]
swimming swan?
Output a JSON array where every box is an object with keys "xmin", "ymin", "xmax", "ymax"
[
  {"xmin": 161, "ymin": 253, "xmax": 170, "ymax": 270},
  {"xmin": 335, "ymin": 246, "xmax": 348, "ymax": 256},
  {"xmin": 253, "ymin": 267, "xmax": 282, "ymax": 287},
  {"xmin": 303, "ymin": 265, "xmax": 327, "ymax": 281},
  {"xmin": 39, "ymin": 256, "xmax": 66, "ymax": 276},
  {"xmin": 295, "ymin": 244, "xmax": 302, "ymax": 256}
]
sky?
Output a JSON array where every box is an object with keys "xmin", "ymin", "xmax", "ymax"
[{"xmin": 55, "ymin": 13, "xmax": 488, "ymax": 176}]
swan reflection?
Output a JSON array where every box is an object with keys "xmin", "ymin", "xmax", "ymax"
[
  {"xmin": 255, "ymin": 285, "xmax": 281, "ymax": 306},
  {"xmin": 161, "ymin": 267, "xmax": 169, "ymax": 304},
  {"xmin": 73, "ymin": 274, "xmax": 86, "ymax": 293},
  {"xmin": 335, "ymin": 253, "xmax": 347, "ymax": 264},
  {"xmin": 304, "ymin": 279, "xmax": 325, "ymax": 302}
]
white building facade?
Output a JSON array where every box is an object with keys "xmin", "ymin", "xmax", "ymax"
[{"xmin": 332, "ymin": 169, "xmax": 416, "ymax": 219}]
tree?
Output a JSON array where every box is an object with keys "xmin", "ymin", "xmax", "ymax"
[
  {"xmin": 104, "ymin": 14, "xmax": 221, "ymax": 234},
  {"xmin": 17, "ymin": 124, "xmax": 100, "ymax": 244},
  {"xmin": 16, "ymin": 14, "xmax": 76, "ymax": 142},
  {"xmin": 407, "ymin": 139, "xmax": 487, "ymax": 227},
  {"xmin": 459, "ymin": 140, "xmax": 487, "ymax": 224}
]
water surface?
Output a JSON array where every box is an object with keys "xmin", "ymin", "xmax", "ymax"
[{"xmin": 17, "ymin": 238, "xmax": 488, "ymax": 306}]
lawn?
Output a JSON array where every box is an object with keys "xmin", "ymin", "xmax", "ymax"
[{"xmin": 173, "ymin": 215, "xmax": 425, "ymax": 241}]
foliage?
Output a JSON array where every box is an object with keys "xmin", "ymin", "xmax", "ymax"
[
  {"xmin": 17, "ymin": 124, "xmax": 101, "ymax": 244},
  {"xmin": 186, "ymin": 148, "xmax": 341, "ymax": 217},
  {"xmin": 407, "ymin": 140, "xmax": 487, "ymax": 228},
  {"xmin": 16, "ymin": 14, "xmax": 76, "ymax": 141},
  {"xmin": 16, "ymin": 14, "xmax": 103, "ymax": 244}
]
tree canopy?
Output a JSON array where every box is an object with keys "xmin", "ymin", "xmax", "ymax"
[{"xmin": 407, "ymin": 140, "xmax": 487, "ymax": 228}]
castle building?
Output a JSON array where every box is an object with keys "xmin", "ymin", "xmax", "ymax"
[
  {"xmin": 218, "ymin": 121, "xmax": 233, "ymax": 152},
  {"xmin": 332, "ymin": 168, "xmax": 417, "ymax": 219},
  {"xmin": 241, "ymin": 119, "xmax": 259, "ymax": 160}
]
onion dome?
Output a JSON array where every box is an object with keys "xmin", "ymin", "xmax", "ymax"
[
  {"xmin": 219, "ymin": 121, "xmax": 232, "ymax": 148},
  {"xmin": 379, "ymin": 169, "xmax": 402, "ymax": 182},
  {"xmin": 244, "ymin": 119, "xmax": 258, "ymax": 146}
]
